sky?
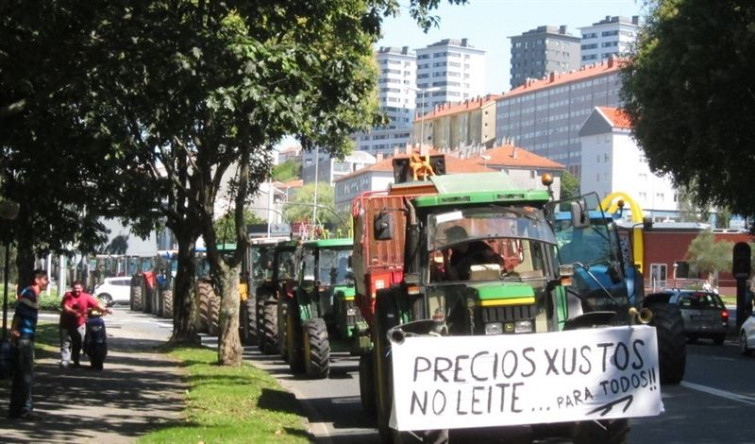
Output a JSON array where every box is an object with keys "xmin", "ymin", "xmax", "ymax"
[{"xmin": 377, "ymin": 0, "xmax": 646, "ymax": 94}]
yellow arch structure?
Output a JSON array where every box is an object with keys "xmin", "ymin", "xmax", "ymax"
[{"xmin": 600, "ymin": 192, "xmax": 645, "ymax": 273}]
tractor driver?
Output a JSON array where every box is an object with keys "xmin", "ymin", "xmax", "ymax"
[{"xmin": 443, "ymin": 226, "xmax": 503, "ymax": 281}]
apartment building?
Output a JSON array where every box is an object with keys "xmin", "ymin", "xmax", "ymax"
[
  {"xmin": 353, "ymin": 46, "xmax": 417, "ymax": 156},
  {"xmin": 495, "ymin": 57, "xmax": 625, "ymax": 176},
  {"xmin": 579, "ymin": 16, "xmax": 640, "ymax": 66},
  {"xmin": 412, "ymin": 94, "xmax": 501, "ymax": 151},
  {"xmin": 579, "ymin": 106, "xmax": 678, "ymax": 219},
  {"xmin": 415, "ymin": 39, "xmax": 486, "ymax": 115},
  {"xmin": 509, "ymin": 25, "xmax": 581, "ymax": 89}
]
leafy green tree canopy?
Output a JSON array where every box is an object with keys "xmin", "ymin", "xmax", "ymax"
[
  {"xmin": 622, "ymin": 0, "xmax": 755, "ymax": 217},
  {"xmin": 685, "ymin": 231, "xmax": 732, "ymax": 278},
  {"xmin": 283, "ymin": 182, "xmax": 338, "ymax": 225}
]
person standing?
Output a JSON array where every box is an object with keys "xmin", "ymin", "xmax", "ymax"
[
  {"xmin": 8, "ymin": 269, "xmax": 49, "ymax": 420},
  {"xmin": 59, "ymin": 280, "xmax": 111, "ymax": 368}
]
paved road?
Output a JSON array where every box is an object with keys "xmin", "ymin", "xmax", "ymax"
[
  {"xmin": 230, "ymin": 333, "xmax": 755, "ymax": 443},
  {"xmin": 1, "ymin": 308, "xmax": 183, "ymax": 443}
]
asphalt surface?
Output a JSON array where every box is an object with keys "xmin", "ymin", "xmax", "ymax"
[{"xmin": 0, "ymin": 308, "xmax": 183, "ymax": 443}]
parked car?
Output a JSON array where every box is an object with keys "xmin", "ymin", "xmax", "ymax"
[
  {"xmin": 646, "ymin": 289, "xmax": 729, "ymax": 345},
  {"xmin": 93, "ymin": 277, "xmax": 132, "ymax": 307},
  {"xmin": 740, "ymin": 312, "xmax": 755, "ymax": 355}
]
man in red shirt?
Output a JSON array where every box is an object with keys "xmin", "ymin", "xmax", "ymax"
[{"xmin": 59, "ymin": 281, "xmax": 111, "ymax": 368}]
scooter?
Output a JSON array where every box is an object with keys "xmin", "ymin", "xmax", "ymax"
[{"xmin": 84, "ymin": 309, "xmax": 108, "ymax": 370}]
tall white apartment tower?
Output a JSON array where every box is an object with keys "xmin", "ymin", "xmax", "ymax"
[
  {"xmin": 415, "ymin": 38, "xmax": 486, "ymax": 115},
  {"xmin": 579, "ymin": 16, "xmax": 639, "ymax": 66},
  {"xmin": 377, "ymin": 46, "xmax": 417, "ymax": 127},
  {"xmin": 353, "ymin": 46, "xmax": 417, "ymax": 156}
]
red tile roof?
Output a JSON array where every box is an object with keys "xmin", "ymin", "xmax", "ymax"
[
  {"xmin": 277, "ymin": 179, "xmax": 303, "ymax": 189},
  {"xmin": 597, "ymin": 106, "xmax": 632, "ymax": 130},
  {"xmin": 416, "ymin": 94, "xmax": 503, "ymax": 121},
  {"xmin": 334, "ymin": 150, "xmax": 495, "ymax": 183},
  {"xmin": 504, "ymin": 58, "xmax": 629, "ymax": 98},
  {"xmin": 474, "ymin": 145, "xmax": 565, "ymax": 170}
]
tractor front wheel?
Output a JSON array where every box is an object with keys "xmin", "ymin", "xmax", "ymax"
[
  {"xmin": 646, "ymin": 303, "xmax": 686, "ymax": 384},
  {"xmin": 303, "ymin": 318, "xmax": 330, "ymax": 379},
  {"xmin": 260, "ymin": 302, "xmax": 279, "ymax": 355}
]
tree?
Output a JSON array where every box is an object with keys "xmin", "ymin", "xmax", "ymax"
[
  {"xmin": 2, "ymin": 0, "xmax": 467, "ymax": 366},
  {"xmin": 284, "ymin": 182, "xmax": 339, "ymax": 225},
  {"xmin": 686, "ymin": 231, "xmax": 732, "ymax": 286},
  {"xmin": 0, "ymin": 1, "xmax": 119, "ymax": 287},
  {"xmin": 215, "ymin": 210, "xmax": 264, "ymax": 246},
  {"xmin": 271, "ymin": 160, "xmax": 301, "ymax": 182},
  {"xmin": 560, "ymin": 171, "xmax": 580, "ymax": 201},
  {"xmin": 621, "ymin": 1, "xmax": 755, "ymax": 219}
]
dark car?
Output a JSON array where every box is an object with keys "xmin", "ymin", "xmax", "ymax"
[{"xmin": 645, "ymin": 289, "xmax": 729, "ymax": 345}]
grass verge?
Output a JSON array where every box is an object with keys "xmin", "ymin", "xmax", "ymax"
[{"xmin": 138, "ymin": 346, "xmax": 310, "ymax": 444}]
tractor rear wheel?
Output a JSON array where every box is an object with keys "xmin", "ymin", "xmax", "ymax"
[
  {"xmin": 242, "ymin": 298, "xmax": 257, "ymax": 345},
  {"xmin": 278, "ymin": 297, "xmax": 289, "ymax": 359},
  {"xmin": 208, "ymin": 291, "xmax": 220, "ymax": 337},
  {"xmin": 359, "ymin": 353, "xmax": 376, "ymax": 416},
  {"xmin": 260, "ymin": 302, "xmax": 279, "ymax": 355},
  {"xmin": 287, "ymin": 299, "xmax": 304, "ymax": 374},
  {"xmin": 131, "ymin": 285, "xmax": 143, "ymax": 312},
  {"xmin": 196, "ymin": 281, "xmax": 213, "ymax": 333},
  {"xmin": 646, "ymin": 303, "xmax": 686, "ymax": 384},
  {"xmin": 303, "ymin": 318, "xmax": 330, "ymax": 379},
  {"xmin": 162, "ymin": 290, "xmax": 173, "ymax": 319}
]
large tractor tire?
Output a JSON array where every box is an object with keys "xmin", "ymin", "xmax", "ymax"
[
  {"xmin": 242, "ymin": 298, "xmax": 257, "ymax": 345},
  {"xmin": 572, "ymin": 419, "xmax": 630, "ymax": 444},
  {"xmin": 162, "ymin": 290, "xmax": 173, "ymax": 319},
  {"xmin": 260, "ymin": 302, "xmax": 279, "ymax": 355},
  {"xmin": 303, "ymin": 318, "xmax": 330, "ymax": 379},
  {"xmin": 207, "ymin": 291, "xmax": 220, "ymax": 337},
  {"xmin": 131, "ymin": 285, "xmax": 143, "ymax": 312},
  {"xmin": 196, "ymin": 281, "xmax": 213, "ymax": 333},
  {"xmin": 154, "ymin": 287, "xmax": 163, "ymax": 317},
  {"xmin": 287, "ymin": 299, "xmax": 305, "ymax": 374},
  {"xmin": 646, "ymin": 303, "xmax": 686, "ymax": 384},
  {"xmin": 278, "ymin": 297, "xmax": 289, "ymax": 359},
  {"xmin": 359, "ymin": 353, "xmax": 376, "ymax": 416}
]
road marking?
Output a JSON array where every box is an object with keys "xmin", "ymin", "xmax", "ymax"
[{"xmin": 681, "ymin": 381, "xmax": 755, "ymax": 406}]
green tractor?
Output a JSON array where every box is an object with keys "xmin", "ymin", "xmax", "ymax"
[
  {"xmin": 355, "ymin": 168, "xmax": 663, "ymax": 443},
  {"xmin": 255, "ymin": 240, "xmax": 299, "ymax": 355},
  {"xmin": 282, "ymin": 238, "xmax": 367, "ymax": 378},
  {"xmin": 240, "ymin": 237, "xmax": 289, "ymax": 345}
]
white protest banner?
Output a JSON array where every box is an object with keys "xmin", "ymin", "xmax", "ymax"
[{"xmin": 389, "ymin": 325, "xmax": 663, "ymax": 432}]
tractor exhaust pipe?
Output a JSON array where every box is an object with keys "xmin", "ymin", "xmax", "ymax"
[{"xmin": 629, "ymin": 307, "xmax": 654, "ymax": 324}]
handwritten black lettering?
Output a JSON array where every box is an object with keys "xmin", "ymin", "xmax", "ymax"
[
  {"xmin": 579, "ymin": 345, "xmax": 592, "ymax": 374},
  {"xmin": 410, "ymin": 390, "xmax": 427, "ymax": 415},
  {"xmin": 470, "ymin": 351, "xmax": 489, "ymax": 382},
  {"xmin": 632, "ymin": 339, "xmax": 645, "ymax": 370},
  {"xmin": 521, "ymin": 347, "xmax": 536, "ymax": 377},
  {"xmin": 613, "ymin": 341, "xmax": 629, "ymax": 370},
  {"xmin": 471, "ymin": 386, "xmax": 484, "ymax": 415},
  {"xmin": 413, "ymin": 357, "xmax": 431, "ymax": 382},
  {"xmin": 597, "ymin": 342, "xmax": 614, "ymax": 372},
  {"xmin": 544, "ymin": 349, "xmax": 559, "ymax": 375},
  {"xmin": 434, "ymin": 357, "xmax": 453, "ymax": 382},
  {"xmin": 501, "ymin": 350, "xmax": 518, "ymax": 378},
  {"xmin": 454, "ymin": 355, "xmax": 469, "ymax": 383}
]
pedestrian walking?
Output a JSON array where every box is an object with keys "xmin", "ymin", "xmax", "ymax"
[
  {"xmin": 59, "ymin": 280, "xmax": 111, "ymax": 368},
  {"xmin": 8, "ymin": 269, "xmax": 49, "ymax": 420}
]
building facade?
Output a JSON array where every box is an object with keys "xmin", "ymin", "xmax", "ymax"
[
  {"xmin": 353, "ymin": 46, "xmax": 417, "ymax": 156},
  {"xmin": 416, "ymin": 39, "xmax": 486, "ymax": 115},
  {"xmin": 509, "ymin": 25, "xmax": 581, "ymax": 89},
  {"xmin": 579, "ymin": 16, "xmax": 640, "ymax": 66},
  {"xmin": 495, "ymin": 57, "xmax": 625, "ymax": 176},
  {"xmin": 302, "ymin": 150, "xmax": 377, "ymax": 185},
  {"xmin": 579, "ymin": 107, "xmax": 678, "ymax": 218},
  {"xmin": 412, "ymin": 94, "xmax": 501, "ymax": 151}
]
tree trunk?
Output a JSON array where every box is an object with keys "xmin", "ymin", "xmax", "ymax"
[
  {"xmin": 170, "ymin": 232, "xmax": 200, "ymax": 344},
  {"xmin": 14, "ymin": 235, "xmax": 35, "ymax": 295},
  {"xmin": 217, "ymin": 261, "xmax": 242, "ymax": 366}
]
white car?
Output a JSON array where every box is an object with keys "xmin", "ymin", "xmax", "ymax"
[
  {"xmin": 739, "ymin": 311, "xmax": 755, "ymax": 355},
  {"xmin": 93, "ymin": 277, "xmax": 132, "ymax": 306}
]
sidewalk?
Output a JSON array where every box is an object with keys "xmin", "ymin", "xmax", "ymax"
[{"xmin": 0, "ymin": 309, "xmax": 185, "ymax": 443}]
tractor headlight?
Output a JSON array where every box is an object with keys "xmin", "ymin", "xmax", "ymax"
[
  {"xmin": 514, "ymin": 320, "xmax": 533, "ymax": 333},
  {"xmin": 485, "ymin": 322, "xmax": 503, "ymax": 335}
]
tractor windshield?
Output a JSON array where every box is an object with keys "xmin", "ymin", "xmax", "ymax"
[
  {"xmin": 428, "ymin": 206, "xmax": 556, "ymax": 251},
  {"xmin": 318, "ymin": 248, "xmax": 353, "ymax": 286},
  {"xmin": 426, "ymin": 206, "xmax": 556, "ymax": 283}
]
